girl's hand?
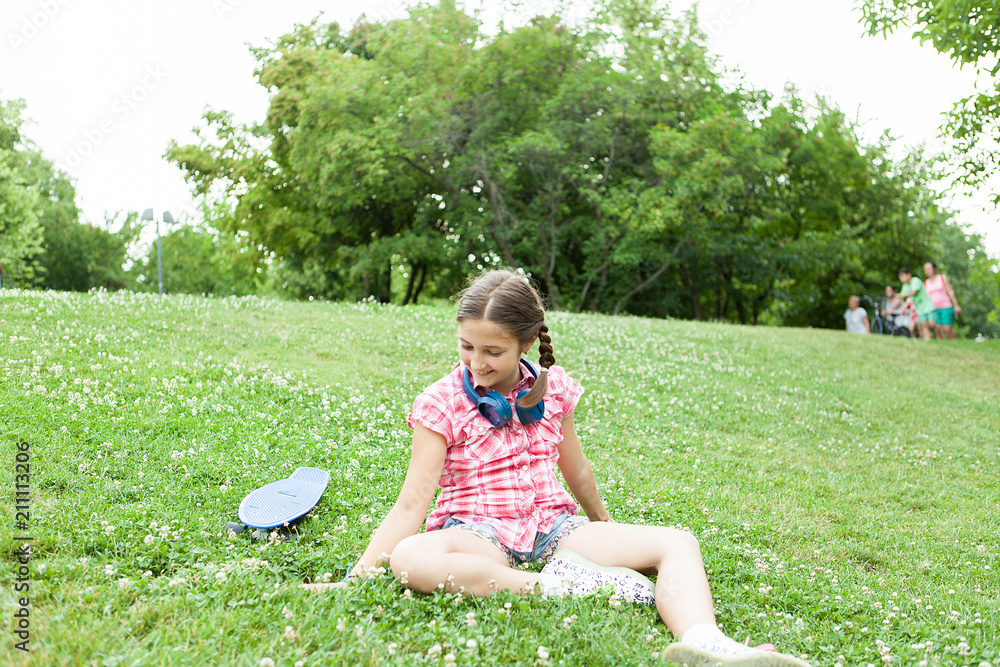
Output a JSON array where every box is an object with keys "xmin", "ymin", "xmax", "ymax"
[{"xmin": 955, "ymin": 305, "xmax": 963, "ymax": 315}]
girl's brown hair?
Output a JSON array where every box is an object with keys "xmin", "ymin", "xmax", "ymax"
[{"xmin": 456, "ymin": 269, "xmax": 553, "ymax": 408}]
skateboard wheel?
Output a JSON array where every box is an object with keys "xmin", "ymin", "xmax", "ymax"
[{"xmin": 225, "ymin": 522, "xmax": 244, "ymax": 536}]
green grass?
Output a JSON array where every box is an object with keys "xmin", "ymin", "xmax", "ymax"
[{"xmin": 1, "ymin": 288, "xmax": 998, "ymax": 666}]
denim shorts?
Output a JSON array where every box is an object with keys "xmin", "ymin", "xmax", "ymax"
[{"xmin": 440, "ymin": 513, "xmax": 590, "ymax": 568}]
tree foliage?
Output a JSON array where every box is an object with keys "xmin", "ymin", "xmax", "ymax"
[
  {"xmin": 0, "ymin": 99, "xmax": 44, "ymax": 286},
  {"xmin": 38, "ymin": 212, "xmax": 140, "ymax": 292},
  {"xmin": 28, "ymin": 151, "xmax": 141, "ymax": 292},
  {"xmin": 0, "ymin": 97, "xmax": 142, "ymax": 292},
  {"xmin": 131, "ymin": 204, "xmax": 267, "ymax": 298},
  {"xmin": 860, "ymin": 0, "xmax": 1000, "ymax": 201},
  {"xmin": 934, "ymin": 221, "xmax": 1000, "ymax": 338},
  {"xmin": 166, "ymin": 0, "xmax": 995, "ymax": 333}
]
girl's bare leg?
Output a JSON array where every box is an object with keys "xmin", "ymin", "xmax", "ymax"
[
  {"xmin": 558, "ymin": 522, "xmax": 716, "ymax": 637},
  {"xmin": 390, "ymin": 530, "xmax": 541, "ymax": 596}
]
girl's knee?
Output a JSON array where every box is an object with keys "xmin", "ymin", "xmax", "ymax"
[
  {"xmin": 657, "ymin": 526, "xmax": 702, "ymax": 555},
  {"xmin": 389, "ymin": 534, "xmax": 425, "ymax": 583},
  {"xmin": 391, "ymin": 533, "xmax": 459, "ymax": 592}
]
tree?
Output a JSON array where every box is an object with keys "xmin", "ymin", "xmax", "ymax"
[
  {"xmin": 0, "ymin": 99, "xmax": 43, "ymax": 287},
  {"xmin": 131, "ymin": 211, "xmax": 267, "ymax": 297},
  {"xmin": 165, "ymin": 0, "xmax": 960, "ymax": 328},
  {"xmin": 860, "ymin": 0, "xmax": 1000, "ymax": 202},
  {"xmin": 167, "ymin": 6, "xmax": 483, "ymax": 303},
  {"xmin": 38, "ymin": 213, "xmax": 139, "ymax": 291},
  {"xmin": 934, "ymin": 221, "xmax": 1000, "ymax": 338},
  {"xmin": 741, "ymin": 91, "xmax": 944, "ymax": 329},
  {"xmin": 23, "ymin": 151, "xmax": 139, "ymax": 292}
]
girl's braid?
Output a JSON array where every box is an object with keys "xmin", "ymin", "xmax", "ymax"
[{"xmin": 537, "ymin": 323, "xmax": 555, "ymax": 370}]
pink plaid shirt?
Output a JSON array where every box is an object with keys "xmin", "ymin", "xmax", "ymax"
[{"xmin": 407, "ymin": 361, "xmax": 584, "ymax": 552}]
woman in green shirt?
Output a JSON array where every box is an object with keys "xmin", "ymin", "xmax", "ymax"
[{"xmin": 897, "ymin": 267, "xmax": 935, "ymax": 340}]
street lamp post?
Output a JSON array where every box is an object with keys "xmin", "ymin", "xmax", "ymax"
[{"xmin": 140, "ymin": 209, "xmax": 174, "ymax": 296}]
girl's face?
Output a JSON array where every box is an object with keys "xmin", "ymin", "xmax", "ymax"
[
  {"xmin": 458, "ymin": 319, "xmax": 533, "ymax": 397},
  {"xmin": 924, "ymin": 262, "xmax": 936, "ymax": 277}
]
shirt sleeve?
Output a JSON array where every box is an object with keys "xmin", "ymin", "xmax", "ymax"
[
  {"xmin": 544, "ymin": 365, "xmax": 585, "ymax": 422},
  {"xmin": 407, "ymin": 389, "xmax": 455, "ymax": 445}
]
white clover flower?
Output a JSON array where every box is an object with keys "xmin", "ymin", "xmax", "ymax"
[{"xmin": 537, "ymin": 646, "xmax": 550, "ymax": 660}]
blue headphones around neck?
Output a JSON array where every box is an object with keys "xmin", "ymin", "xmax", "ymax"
[{"xmin": 462, "ymin": 359, "xmax": 545, "ymax": 427}]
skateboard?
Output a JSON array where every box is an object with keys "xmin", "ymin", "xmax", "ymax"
[{"xmin": 226, "ymin": 467, "xmax": 330, "ymax": 541}]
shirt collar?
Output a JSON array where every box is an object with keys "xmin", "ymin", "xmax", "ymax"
[{"xmin": 465, "ymin": 360, "xmax": 537, "ymax": 397}]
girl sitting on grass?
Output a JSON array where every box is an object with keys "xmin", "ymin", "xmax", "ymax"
[{"xmin": 307, "ymin": 268, "xmax": 810, "ymax": 667}]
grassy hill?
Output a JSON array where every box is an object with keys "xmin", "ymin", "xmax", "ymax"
[{"xmin": 1, "ymin": 289, "xmax": 998, "ymax": 666}]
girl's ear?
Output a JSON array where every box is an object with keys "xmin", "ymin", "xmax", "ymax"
[{"xmin": 521, "ymin": 336, "xmax": 537, "ymax": 356}]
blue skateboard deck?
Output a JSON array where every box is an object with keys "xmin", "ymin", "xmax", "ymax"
[{"xmin": 238, "ymin": 467, "xmax": 330, "ymax": 529}]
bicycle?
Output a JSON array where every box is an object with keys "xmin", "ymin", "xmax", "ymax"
[{"xmin": 863, "ymin": 295, "xmax": 912, "ymax": 337}]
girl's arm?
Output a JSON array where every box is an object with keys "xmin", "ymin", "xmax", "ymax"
[
  {"xmin": 351, "ymin": 423, "xmax": 446, "ymax": 577},
  {"xmin": 556, "ymin": 413, "xmax": 612, "ymax": 522},
  {"xmin": 943, "ymin": 274, "xmax": 962, "ymax": 313}
]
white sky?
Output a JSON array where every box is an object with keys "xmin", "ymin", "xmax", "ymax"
[{"xmin": 2, "ymin": 0, "xmax": 997, "ymax": 255}]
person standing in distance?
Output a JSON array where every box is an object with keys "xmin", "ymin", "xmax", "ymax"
[
  {"xmin": 844, "ymin": 296, "xmax": 870, "ymax": 335},
  {"xmin": 923, "ymin": 262, "xmax": 962, "ymax": 340},
  {"xmin": 897, "ymin": 267, "xmax": 935, "ymax": 340}
]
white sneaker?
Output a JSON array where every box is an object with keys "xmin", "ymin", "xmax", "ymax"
[
  {"xmin": 661, "ymin": 643, "xmax": 812, "ymax": 666},
  {"xmin": 540, "ymin": 549, "xmax": 655, "ymax": 604}
]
